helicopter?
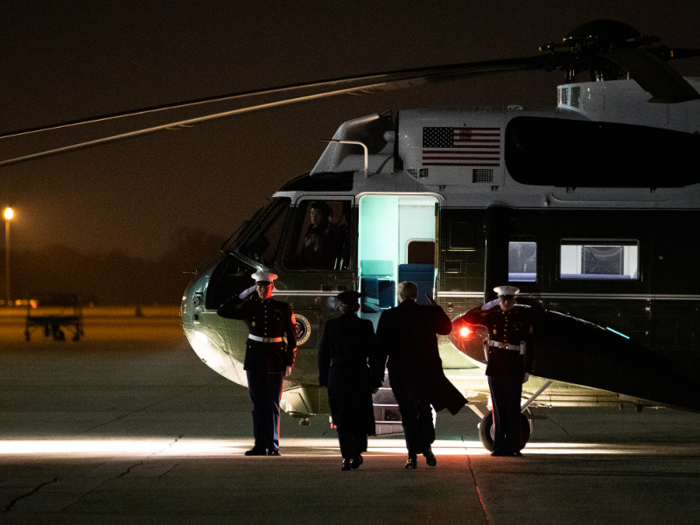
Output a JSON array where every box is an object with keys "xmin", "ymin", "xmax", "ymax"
[
  {"xmin": 3, "ymin": 20, "xmax": 700, "ymax": 451},
  {"xmin": 176, "ymin": 20, "xmax": 700, "ymax": 450}
]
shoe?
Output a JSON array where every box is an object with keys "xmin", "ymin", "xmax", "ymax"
[
  {"xmin": 405, "ymin": 456, "xmax": 418, "ymax": 469},
  {"xmin": 341, "ymin": 459, "xmax": 352, "ymax": 471},
  {"xmin": 490, "ymin": 450, "xmax": 508, "ymax": 457},
  {"xmin": 351, "ymin": 455, "xmax": 363, "ymax": 469},
  {"xmin": 511, "ymin": 451, "xmax": 523, "ymax": 457},
  {"xmin": 267, "ymin": 448, "xmax": 281, "ymax": 456},
  {"xmin": 244, "ymin": 447, "xmax": 267, "ymax": 456},
  {"xmin": 424, "ymin": 448, "xmax": 437, "ymax": 467}
]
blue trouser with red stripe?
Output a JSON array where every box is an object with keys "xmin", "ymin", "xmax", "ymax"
[
  {"xmin": 488, "ymin": 375, "xmax": 523, "ymax": 453},
  {"xmin": 246, "ymin": 371, "xmax": 284, "ymax": 451}
]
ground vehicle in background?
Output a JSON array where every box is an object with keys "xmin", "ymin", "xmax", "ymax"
[{"xmin": 25, "ymin": 293, "xmax": 83, "ymax": 341}]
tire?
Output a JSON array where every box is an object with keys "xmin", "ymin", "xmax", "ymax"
[
  {"xmin": 518, "ymin": 411, "xmax": 533, "ymax": 451},
  {"xmin": 478, "ymin": 411, "xmax": 533, "ymax": 452},
  {"xmin": 478, "ymin": 412, "xmax": 495, "ymax": 451}
]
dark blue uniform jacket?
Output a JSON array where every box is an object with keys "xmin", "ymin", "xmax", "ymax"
[
  {"xmin": 467, "ymin": 305, "xmax": 533, "ymax": 379},
  {"xmin": 218, "ymin": 295, "xmax": 297, "ymax": 374}
]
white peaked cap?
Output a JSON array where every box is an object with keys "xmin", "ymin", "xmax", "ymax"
[
  {"xmin": 252, "ymin": 271, "xmax": 278, "ymax": 283},
  {"xmin": 494, "ymin": 285, "xmax": 520, "ymax": 296}
]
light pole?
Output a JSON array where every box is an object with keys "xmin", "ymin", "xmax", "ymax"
[{"xmin": 4, "ymin": 207, "xmax": 13, "ymax": 307}]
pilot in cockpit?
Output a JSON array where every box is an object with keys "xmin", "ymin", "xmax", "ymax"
[{"xmin": 299, "ymin": 201, "xmax": 339, "ymax": 269}]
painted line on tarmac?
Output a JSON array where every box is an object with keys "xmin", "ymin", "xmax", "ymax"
[{"xmin": 467, "ymin": 453, "xmax": 491, "ymax": 525}]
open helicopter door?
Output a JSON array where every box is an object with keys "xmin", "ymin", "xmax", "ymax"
[
  {"xmin": 357, "ymin": 194, "xmax": 440, "ymax": 323},
  {"xmin": 358, "ymin": 194, "xmax": 440, "ymax": 434}
]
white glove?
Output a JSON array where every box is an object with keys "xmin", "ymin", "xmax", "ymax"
[
  {"xmin": 481, "ymin": 298, "xmax": 500, "ymax": 311},
  {"xmin": 239, "ymin": 285, "xmax": 256, "ymax": 299}
]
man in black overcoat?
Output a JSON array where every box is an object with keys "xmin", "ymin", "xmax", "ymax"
[
  {"xmin": 319, "ymin": 290, "xmax": 383, "ymax": 470},
  {"xmin": 217, "ymin": 271, "xmax": 297, "ymax": 456},
  {"xmin": 376, "ymin": 281, "xmax": 467, "ymax": 468}
]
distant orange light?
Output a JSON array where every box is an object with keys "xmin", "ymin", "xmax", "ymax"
[{"xmin": 458, "ymin": 326, "xmax": 472, "ymax": 338}]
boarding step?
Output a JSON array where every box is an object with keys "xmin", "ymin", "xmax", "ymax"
[{"xmin": 372, "ymin": 374, "xmax": 403, "ymax": 436}]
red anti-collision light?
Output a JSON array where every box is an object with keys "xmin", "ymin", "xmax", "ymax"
[{"xmin": 458, "ymin": 325, "xmax": 472, "ymax": 338}]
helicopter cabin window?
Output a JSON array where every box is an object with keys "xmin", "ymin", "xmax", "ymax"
[
  {"xmin": 408, "ymin": 241, "xmax": 435, "ymax": 264},
  {"xmin": 284, "ymin": 200, "xmax": 350, "ymax": 271},
  {"xmin": 509, "ymin": 241, "xmax": 537, "ymax": 282},
  {"xmin": 505, "ymin": 117, "xmax": 700, "ymax": 188},
  {"xmin": 236, "ymin": 198, "xmax": 291, "ymax": 268},
  {"xmin": 449, "ymin": 221, "xmax": 474, "ymax": 250},
  {"xmin": 560, "ymin": 241, "xmax": 638, "ymax": 280}
]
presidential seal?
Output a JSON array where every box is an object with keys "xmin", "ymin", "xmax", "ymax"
[{"xmin": 294, "ymin": 314, "xmax": 312, "ymax": 345}]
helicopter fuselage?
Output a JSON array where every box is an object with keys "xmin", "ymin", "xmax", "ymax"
[{"xmin": 181, "ymin": 77, "xmax": 700, "ymax": 419}]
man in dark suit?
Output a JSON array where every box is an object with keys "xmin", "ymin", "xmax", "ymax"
[
  {"xmin": 376, "ymin": 281, "xmax": 467, "ymax": 469},
  {"xmin": 318, "ymin": 290, "xmax": 383, "ymax": 470},
  {"xmin": 217, "ymin": 271, "xmax": 297, "ymax": 456}
]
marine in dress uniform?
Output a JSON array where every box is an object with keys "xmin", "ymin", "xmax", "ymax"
[
  {"xmin": 472, "ymin": 286, "xmax": 533, "ymax": 457},
  {"xmin": 376, "ymin": 282, "xmax": 467, "ymax": 469},
  {"xmin": 318, "ymin": 290, "xmax": 383, "ymax": 471},
  {"xmin": 217, "ymin": 271, "xmax": 297, "ymax": 456}
]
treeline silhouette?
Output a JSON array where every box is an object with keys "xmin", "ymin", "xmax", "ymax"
[{"xmin": 3, "ymin": 229, "xmax": 226, "ymax": 306}]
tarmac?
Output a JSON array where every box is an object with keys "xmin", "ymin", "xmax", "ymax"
[{"xmin": 1, "ymin": 308, "xmax": 700, "ymax": 524}]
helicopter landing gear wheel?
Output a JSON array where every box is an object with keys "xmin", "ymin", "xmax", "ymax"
[
  {"xmin": 477, "ymin": 412, "xmax": 495, "ymax": 451},
  {"xmin": 477, "ymin": 410, "xmax": 533, "ymax": 452}
]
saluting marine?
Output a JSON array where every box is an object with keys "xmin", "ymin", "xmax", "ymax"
[
  {"xmin": 217, "ymin": 271, "xmax": 297, "ymax": 456},
  {"xmin": 466, "ymin": 285, "xmax": 533, "ymax": 457}
]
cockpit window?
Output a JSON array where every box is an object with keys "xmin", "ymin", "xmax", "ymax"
[
  {"xmin": 284, "ymin": 200, "xmax": 351, "ymax": 271},
  {"xmin": 235, "ymin": 198, "xmax": 291, "ymax": 267}
]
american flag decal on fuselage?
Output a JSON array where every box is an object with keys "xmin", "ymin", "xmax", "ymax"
[{"xmin": 422, "ymin": 127, "xmax": 501, "ymax": 167}]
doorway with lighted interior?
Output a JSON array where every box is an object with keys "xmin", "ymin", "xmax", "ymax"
[{"xmin": 357, "ymin": 194, "xmax": 439, "ymax": 324}]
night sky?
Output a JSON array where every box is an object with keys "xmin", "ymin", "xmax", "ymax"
[{"xmin": 1, "ymin": 0, "xmax": 699, "ymax": 262}]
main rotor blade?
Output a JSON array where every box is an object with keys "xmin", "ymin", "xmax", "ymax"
[
  {"xmin": 603, "ymin": 48, "xmax": 700, "ymax": 103},
  {"xmin": 0, "ymin": 56, "xmax": 544, "ymax": 167}
]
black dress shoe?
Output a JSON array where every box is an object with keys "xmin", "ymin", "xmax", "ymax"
[
  {"xmin": 341, "ymin": 459, "xmax": 352, "ymax": 471},
  {"xmin": 405, "ymin": 456, "xmax": 418, "ymax": 469},
  {"xmin": 351, "ymin": 455, "xmax": 363, "ymax": 469},
  {"xmin": 511, "ymin": 451, "xmax": 523, "ymax": 457},
  {"xmin": 424, "ymin": 448, "xmax": 437, "ymax": 467},
  {"xmin": 244, "ymin": 447, "xmax": 267, "ymax": 456},
  {"xmin": 490, "ymin": 450, "xmax": 508, "ymax": 457},
  {"xmin": 267, "ymin": 448, "xmax": 281, "ymax": 456}
]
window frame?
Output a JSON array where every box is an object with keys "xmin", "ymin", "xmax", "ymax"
[
  {"xmin": 559, "ymin": 239, "xmax": 640, "ymax": 281},
  {"xmin": 282, "ymin": 198, "xmax": 354, "ymax": 273},
  {"xmin": 508, "ymin": 240, "xmax": 538, "ymax": 283},
  {"xmin": 232, "ymin": 197, "xmax": 291, "ymax": 268}
]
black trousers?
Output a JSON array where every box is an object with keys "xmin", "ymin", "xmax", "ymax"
[
  {"xmin": 336, "ymin": 425, "xmax": 368, "ymax": 459},
  {"xmin": 246, "ymin": 371, "xmax": 284, "ymax": 450},
  {"xmin": 488, "ymin": 375, "xmax": 523, "ymax": 453},
  {"xmin": 391, "ymin": 374, "xmax": 435, "ymax": 456}
]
